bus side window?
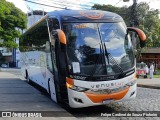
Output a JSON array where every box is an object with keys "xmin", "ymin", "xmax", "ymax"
[
  {"xmin": 20, "ymin": 19, "xmax": 49, "ymax": 52},
  {"xmin": 48, "ymin": 18, "xmax": 60, "ymax": 46},
  {"xmin": 45, "ymin": 41, "xmax": 53, "ymax": 72},
  {"xmin": 50, "ymin": 33, "xmax": 58, "ymax": 72},
  {"xmin": 48, "ymin": 18, "xmax": 60, "ymax": 32}
]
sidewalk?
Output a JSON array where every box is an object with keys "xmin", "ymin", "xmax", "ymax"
[{"xmin": 137, "ymin": 78, "xmax": 160, "ymax": 89}]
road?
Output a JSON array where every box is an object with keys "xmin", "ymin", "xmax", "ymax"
[
  {"xmin": 0, "ymin": 69, "xmax": 73, "ymax": 119},
  {"xmin": 65, "ymin": 87, "xmax": 160, "ymax": 120},
  {"xmin": 1, "ymin": 68, "xmax": 160, "ymax": 120}
]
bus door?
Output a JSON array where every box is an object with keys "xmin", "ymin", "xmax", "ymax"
[{"xmin": 48, "ymin": 18, "xmax": 68, "ymax": 103}]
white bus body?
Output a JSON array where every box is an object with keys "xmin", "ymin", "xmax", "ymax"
[{"xmin": 20, "ymin": 10, "xmax": 146, "ymax": 108}]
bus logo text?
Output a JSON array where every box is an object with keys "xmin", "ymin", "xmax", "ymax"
[{"xmin": 91, "ymin": 82, "xmax": 124, "ymax": 89}]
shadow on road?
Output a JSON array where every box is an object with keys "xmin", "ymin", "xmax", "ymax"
[{"xmin": 63, "ymin": 104, "xmax": 127, "ymax": 117}]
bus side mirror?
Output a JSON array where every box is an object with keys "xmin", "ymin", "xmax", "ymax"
[
  {"xmin": 55, "ymin": 29, "xmax": 67, "ymax": 75},
  {"xmin": 56, "ymin": 29, "xmax": 66, "ymax": 45},
  {"xmin": 127, "ymin": 27, "xmax": 146, "ymax": 48}
]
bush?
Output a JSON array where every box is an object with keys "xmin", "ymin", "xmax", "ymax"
[{"xmin": 154, "ymin": 69, "xmax": 160, "ymax": 75}]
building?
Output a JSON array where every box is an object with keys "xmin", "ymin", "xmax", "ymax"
[
  {"xmin": 27, "ymin": 10, "xmax": 47, "ymax": 28},
  {"xmin": 140, "ymin": 48, "xmax": 160, "ymax": 69},
  {"xmin": 0, "ymin": 39, "xmax": 12, "ymax": 67}
]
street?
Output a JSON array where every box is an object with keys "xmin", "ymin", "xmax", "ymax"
[
  {"xmin": 65, "ymin": 87, "xmax": 160, "ymax": 120},
  {"xmin": 0, "ymin": 69, "xmax": 73, "ymax": 119},
  {"xmin": 0, "ymin": 69, "xmax": 160, "ymax": 120}
]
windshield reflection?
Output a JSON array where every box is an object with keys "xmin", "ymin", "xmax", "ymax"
[{"xmin": 63, "ymin": 22, "xmax": 134, "ymax": 76}]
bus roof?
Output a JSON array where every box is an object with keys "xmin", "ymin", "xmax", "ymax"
[
  {"xmin": 22, "ymin": 10, "xmax": 124, "ymax": 37},
  {"xmin": 48, "ymin": 10, "xmax": 123, "ymax": 22}
]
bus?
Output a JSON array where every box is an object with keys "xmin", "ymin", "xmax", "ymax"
[{"xmin": 20, "ymin": 10, "xmax": 146, "ymax": 108}]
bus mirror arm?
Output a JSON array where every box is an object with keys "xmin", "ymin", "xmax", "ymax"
[{"xmin": 127, "ymin": 27, "xmax": 146, "ymax": 48}]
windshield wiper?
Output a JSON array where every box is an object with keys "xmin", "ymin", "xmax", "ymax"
[
  {"xmin": 103, "ymin": 43, "xmax": 125, "ymax": 78},
  {"xmin": 88, "ymin": 43, "xmax": 126, "ymax": 80}
]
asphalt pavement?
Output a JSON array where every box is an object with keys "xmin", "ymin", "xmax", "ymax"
[
  {"xmin": 0, "ymin": 68, "xmax": 160, "ymax": 119},
  {"xmin": 0, "ymin": 67, "xmax": 160, "ymax": 89},
  {"xmin": 0, "ymin": 68, "xmax": 75, "ymax": 119}
]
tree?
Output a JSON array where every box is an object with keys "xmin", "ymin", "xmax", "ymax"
[
  {"xmin": 92, "ymin": 4, "xmax": 130, "ymax": 26},
  {"xmin": 0, "ymin": 0, "xmax": 27, "ymax": 48},
  {"xmin": 136, "ymin": 3, "xmax": 160, "ymax": 47},
  {"xmin": 92, "ymin": 2, "xmax": 160, "ymax": 48},
  {"xmin": 92, "ymin": 2, "xmax": 160, "ymax": 62}
]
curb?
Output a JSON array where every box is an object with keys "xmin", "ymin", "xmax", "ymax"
[
  {"xmin": 137, "ymin": 84, "xmax": 160, "ymax": 89},
  {"xmin": 0, "ymin": 68, "xmax": 20, "ymax": 72}
]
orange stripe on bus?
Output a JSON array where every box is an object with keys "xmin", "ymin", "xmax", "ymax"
[
  {"xmin": 57, "ymin": 29, "xmax": 66, "ymax": 44},
  {"xmin": 85, "ymin": 87, "xmax": 129, "ymax": 103},
  {"xmin": 66, "ymin": 77, "xmax": 74, "ymax": 85},
  {"xmin": 66, "ymin": 77, "xmax": 74, "ymax": 88}
]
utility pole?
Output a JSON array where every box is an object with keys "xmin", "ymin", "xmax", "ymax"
[
  {"xmin": 123, "ymin": 0, "xmax": 138, "ymax": 27},
  {"xmin": 123, "ymin": 0, "xmax": 139, "ymax": 59},
  {"xmin": 124, "ymin": 0, "xmax": 138, "ymax": 47},
  {"xmin": 131, "ymin": 0, "xmax": 138, "ymax": 27}
]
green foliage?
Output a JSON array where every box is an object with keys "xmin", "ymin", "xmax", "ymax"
[
  {"xmin": 92, "ymin": 2, "xmax": 160, "ymax": 48},
  {"xmin": 92, "ymin": 4, "xmax": 130, "ymax": 26},
  {"xmin": 137, "ymin": 3, "xmax": 160, "ymax": 48},
  {"xmin": 0, "ymin": 0, "xmax": 27, "ymax": 48}
]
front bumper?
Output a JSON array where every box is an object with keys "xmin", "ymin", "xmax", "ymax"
[{"xmin": 67, "ymin": 83, "xmax": 137, "ymax": 108}]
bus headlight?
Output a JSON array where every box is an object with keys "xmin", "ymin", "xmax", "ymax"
[
  {"xmin": 72, "ymin": 86, "xmax": 88, "ymax": 92},
  {"xmin": 66, "ymin": 78, "xmax": 88, "ymax": 92},
  {"xmin": 66, "ymin": 83, "xmax": 88, "ymax": 92},
  {"xmin": 126, "ymin": 80, "xmax": 136, "ymax": 86}
]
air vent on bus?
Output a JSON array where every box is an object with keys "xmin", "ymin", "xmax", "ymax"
[
  {"xmin": 130, "ymin": 91, "xmax": 135, "ymax": 97},
  {"xmin": 74, "ymin": 98, "xmax": 83, "ymax": 103}
]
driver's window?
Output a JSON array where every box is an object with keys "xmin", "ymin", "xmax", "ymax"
[
  {"xmin": 47, "ymin": 18, "xmax": 60, "ymax": 73},
  {"xmin": 48, "ymin": 18, "xmax": 60, "ymax": 40},
  {"xmin": 45, "ymin": 41, "xmax": 53, "ymax": 72},
  {"xmin": 48, "ymin": 18, "xmax": 59, "ymax": 47},
  {"xmin": 48, "ymin": 18, "xmax": 60, "ymax": 31}
]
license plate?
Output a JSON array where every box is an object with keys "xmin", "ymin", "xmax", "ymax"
[{"xmin": 102, "ymin": 99, "xmax": 114, "ymax": 104}]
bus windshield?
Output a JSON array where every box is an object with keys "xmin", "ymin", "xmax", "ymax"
[{"xmin": 63, "ymin": 22, "xmax": 134, "ymax": 76}]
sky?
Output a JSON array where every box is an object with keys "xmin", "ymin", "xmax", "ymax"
[{"xmin": 6, "ymin": 0, "xmax": 160, "ymax": 13}]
